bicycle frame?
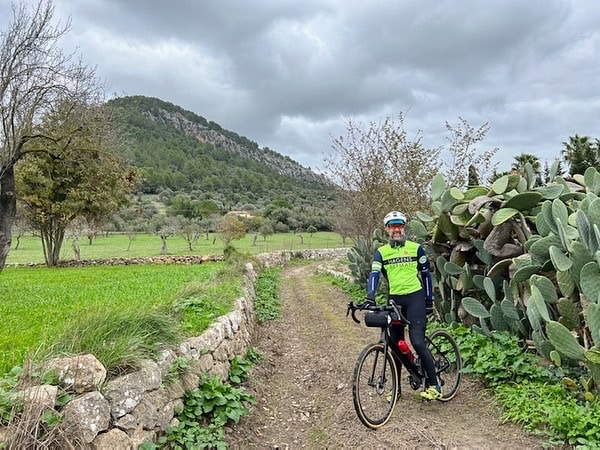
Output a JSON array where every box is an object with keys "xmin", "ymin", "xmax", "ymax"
[
  {"xmin": 383, "ymin": 325, "xmax": 425, "ymax": 389},
  {"xmin": 359, "ymin": 300, "xmax": 427, "ymax": 394},
  {"xmin": 352, "ymin": 301, "xmax": 435, "ymax": 392},
  {"xmin": 348, "ymin": 300, "xmax": 463, "ymax": 429}
]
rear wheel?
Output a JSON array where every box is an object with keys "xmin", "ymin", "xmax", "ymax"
[
  {"xmin": 352, "ymin": 343, "xmax": 398, "ymax": 429},
  {"xmin": 427, "ymin": 329, "xmax": 462, "ymax": 401}
]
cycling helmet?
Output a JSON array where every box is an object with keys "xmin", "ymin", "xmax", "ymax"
[{"xmin": 383, "ymin": 211, "xmax": 407, "ymax": 226}]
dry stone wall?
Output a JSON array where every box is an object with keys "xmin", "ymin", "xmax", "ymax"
[{"xmin": 0, "ymin": 248, "xmax": 348, "ymax": 449}]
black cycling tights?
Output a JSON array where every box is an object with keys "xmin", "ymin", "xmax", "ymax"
[{"xmin": 388, "ymin": 290, "xmax": 438, "ymax": 387}]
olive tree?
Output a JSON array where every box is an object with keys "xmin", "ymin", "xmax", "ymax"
[
  {"xmin": 15, "ymin": 101, "xmax": 137, "ymax": 266},
  {"xmin": 0, "ymin": 0, "xmax": 102, "ymax": 271},
  {"xmin": 217, "ymin": 214, "xmax": 246, "ymax": 247}
]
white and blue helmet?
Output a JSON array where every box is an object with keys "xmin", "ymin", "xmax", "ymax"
[{"xmin": 383, "ymin": 211, "xmax": 407, "ymax": 227}]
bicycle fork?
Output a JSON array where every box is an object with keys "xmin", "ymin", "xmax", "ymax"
[{"xmin": 367, "ymin": 342, "xmax": 390, "ymax": 395}]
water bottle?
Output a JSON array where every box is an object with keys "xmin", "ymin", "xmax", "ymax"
[{"xmin": 398, "ymin": 340, "xmax": 414, "ymax": 361}]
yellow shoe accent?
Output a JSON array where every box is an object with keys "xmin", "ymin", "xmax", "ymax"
[
  {"xmin": 420, "ymin": 386, "xmax": 442, "ymax": 400},
  {"xmin": 385, "ymin": 390, "xmax": 400, "ymax": 402}
]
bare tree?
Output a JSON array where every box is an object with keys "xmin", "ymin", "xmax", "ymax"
[
  {"xmin": 325, "ymin": 113, "xmax": 441, "ymax": 242},
  {"xmin": 442, "ymin": 118, "xmax": 498, "ymax": 188},
  {"xmin": 0, "ymin": 0, "xmax": 103, "ymax": 271}
]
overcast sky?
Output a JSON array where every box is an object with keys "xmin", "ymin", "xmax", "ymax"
[{"xmin": 2, "ymin": 1, "xmax": 599, "ymax": 175}]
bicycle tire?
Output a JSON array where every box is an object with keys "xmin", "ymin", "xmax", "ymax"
[
  {"xmin": 427, "ymin": 329, "xmax": 462, "ymax": 401},
  {"xmin": 352, "ymin": 343, "xmax": 398, "ymax": 429}
]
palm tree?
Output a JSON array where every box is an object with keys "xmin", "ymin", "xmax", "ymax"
[
  {"xmin": 512, "ymin": 153, "xmax": 542, "ymax": 186},
  {"xmin": 543, "ymin": 159, "xmax": 565, "ymax": 183},
  {"xmin": 562, "ymin": 134, "xmax": 599, "ymax": 175}
]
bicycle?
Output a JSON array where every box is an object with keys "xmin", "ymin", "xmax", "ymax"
[{"xmin": 346, "ymin": 300, "xmax": 462, "ymax": 429}]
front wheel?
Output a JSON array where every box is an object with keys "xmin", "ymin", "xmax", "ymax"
[
  {"xmin": 352, "ymin": 343, "xmax": 398, "ymax": 429},
  {"xmin": 427, "ymin": 329, "xmax": 462, "ymax": 401}
]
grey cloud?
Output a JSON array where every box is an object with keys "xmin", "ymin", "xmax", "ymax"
[{"xmin": 2, "ymin": 0, "xmax": 599, "ymax": 173}]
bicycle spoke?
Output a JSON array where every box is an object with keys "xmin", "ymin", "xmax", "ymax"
[
  {"xmin": 427, "ymin": 329, "xmax": 462, "ymax": 401},
  {"xmin": 352, "ymin": 344, "xmax": 398, "ymax": 429}
]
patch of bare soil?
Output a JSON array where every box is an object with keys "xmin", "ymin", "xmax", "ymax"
[{"xmin": 225, "ymin": 263, "xmax": 548, "ymax": 449}]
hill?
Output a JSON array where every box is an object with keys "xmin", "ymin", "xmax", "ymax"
[{"xmin": 107, "ymin": 96, "xmax": 336, "ymax": 211}]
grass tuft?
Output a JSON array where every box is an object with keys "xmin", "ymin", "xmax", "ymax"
[{"xmin": 52, "ymin": 307, "xmax": 181, "ymax": 376}]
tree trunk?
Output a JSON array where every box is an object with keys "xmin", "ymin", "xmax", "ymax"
[
  {"xmin": 160, "ymin": 236, "xmax": 169, "ymax": 254},
  {"xmin": 40, "ymin": 220, "xmax": 67, "ymax": 267},
  {"xmin": 72, "ymin": 238, "xmax": 81, "ymax": 261},
  {"xmin": 0, "ymin": 166, "xmax": 17, "ymax": 272}
]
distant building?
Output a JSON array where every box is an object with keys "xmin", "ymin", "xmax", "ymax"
[{"xmin": 226, "ymin": 210, "xmax": 254, "ymax": 219}]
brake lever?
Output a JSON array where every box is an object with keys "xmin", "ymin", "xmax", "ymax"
[{"xmin": 347, "ymin": 302, "xmax": 361, "ymax": 324}]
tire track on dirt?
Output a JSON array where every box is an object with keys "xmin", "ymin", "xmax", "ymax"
[{"xmin": 225, "ymin": 262, "xmax": 547, "ymax": 448}]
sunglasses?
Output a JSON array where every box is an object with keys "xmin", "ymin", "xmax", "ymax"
[{"xmin": 387, "ymin": 223, "xmax": 405, "ymax": 229}]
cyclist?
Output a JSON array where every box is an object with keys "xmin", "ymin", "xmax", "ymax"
[{"xmin": 365, "ymin": 210, "xmax": 442, "ymax": 400}]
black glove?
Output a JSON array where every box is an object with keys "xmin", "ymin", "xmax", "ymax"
[
  {"xmin": 362, "ymin": 298, "xmax": 375, "ymax": 308},
  {"xmin": 425, "ymin": 299, "xmax": 434, "ymax": 315}
]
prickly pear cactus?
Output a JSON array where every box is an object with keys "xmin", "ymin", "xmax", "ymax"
[
  {"xmin": 417, "ymin": 164, "xmax": 600, "ymax": 388},
  {"xmin": 347, "ymin": 228, "xmax": 387, "ymax": 288}
]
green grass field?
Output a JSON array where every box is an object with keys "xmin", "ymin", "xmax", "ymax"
[
  {"xmin": 7, "ymin": 231, "xmax": 348, "ymax": 265},
  {"xmin": 0, "ymin": 231, "xmax": 349, "ymax": 376},
  {"xmin": 0, "ymin": 262, "xmax": 233, "ymax": 374}
]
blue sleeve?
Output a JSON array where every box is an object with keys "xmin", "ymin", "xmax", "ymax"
[
  {"xmin": 417, "ymin": 245, "xmax": 433, "ymax": 301},
  {"xmin": 366, "ymin": 250, "xmax": 383, "ymax": 299}
]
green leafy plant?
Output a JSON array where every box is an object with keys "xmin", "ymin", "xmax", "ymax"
[
  {"xmin": 160, "ymin": 420, "xmax": 226, "ymax": 450},
  {"xmin": 159, "ymin": 374, "xmax": 255, "ymax": 449},
  {"xmin": 229, "ymin": 348, "xmax": 262, "ymax": 385},
  {"xmin": 194, "ymin": 375, "xmax": 256, "ymax": 426},
  {"xmin": 254, "ymin": 267, "xmax": 282, "ymax": 323},
  {"xmin": 441, "ymin": 324, "xmax": 551, "ymax": 387},
  {"xmin": 495, "ymin": 382, "xmax": 600, "ymax": 447},
  {"xmin": 0, "ymin": 367, "xmax": 24, "ymax": 425},
  {"xmin": 41, "ymin": 410, "xmax": 62, "ymax": 428},
  {"xmin": 164, "ymin": 357, "xmax": 190, "ymax": 385}
]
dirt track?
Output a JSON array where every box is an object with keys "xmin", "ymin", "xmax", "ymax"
[{"xmin": 225, "ymin": 263, "xmax": 547, "ymax": 448}]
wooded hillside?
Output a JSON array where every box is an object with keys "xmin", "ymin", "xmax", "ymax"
[{"xmin": 107, "ymin": 96, "xmax": 336, "ymax": 211}]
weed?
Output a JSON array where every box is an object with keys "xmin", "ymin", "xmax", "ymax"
[
  {"xmin": 448, "ymin": 325, "xmax": 551, "ymax": 386},
  {"xmin": 173, "ymin": 261, "xmax": 244, "ymax": 336},
  {"xmin": 229, "ymin": 348, "xmax": 262, "ymax": 384},
  {"xmin": 0, "ymin": 367, "xmax": 24, "ymax": 425},
  {"xmin": 255, "ymin": 267, "xmax": 282, "ymax": 323},
  {"xmin": 495, "ymin": 382, "xmax": 600, "ymax": 447},
  {"xmin": 156, "ymin": 349, "xmax": 261, "ymax": 448},
  {"xmin": 158, "ymin": 374, "xmax": 255, "ymax": 449},
  {"xmin": 164, "ymin": 357, "xmax": 190, "ymax": 385}
]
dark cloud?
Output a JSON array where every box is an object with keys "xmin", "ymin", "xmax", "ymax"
[{"xmin": 2, "ymin": 0, "xmax": 599, "ymax": 175}]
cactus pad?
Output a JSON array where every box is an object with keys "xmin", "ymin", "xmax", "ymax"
[{"xmin": 546, "ymin": 320, "xmax": 585, "ymax": 361}]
